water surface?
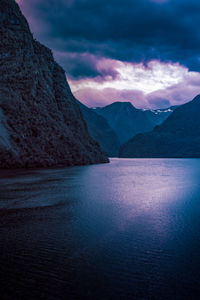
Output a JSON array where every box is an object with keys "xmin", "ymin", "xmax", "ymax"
[{"xmin": 0, "ymin": 158, "xmax": 200, "ymax": 299}]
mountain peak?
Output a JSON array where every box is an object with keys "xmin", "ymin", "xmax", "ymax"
[
  {"xmin": 190, "ymin": 94, "xmax": 200, "ymax": 103},
  {"xmin": 119, "ymin": 94, "xmax": 200, "ymax": 158},
  {"xmin": 106, "ymin": 101, "xmax": 135, "ymax": 109},
  {"xmin": 95, "ymin": 101, "xmax": 155, "ymax": 144}
]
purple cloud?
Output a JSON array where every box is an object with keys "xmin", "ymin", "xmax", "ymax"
[{"xmin": 17, "ymin": 0, "xmax": 200, "ymax": 108}]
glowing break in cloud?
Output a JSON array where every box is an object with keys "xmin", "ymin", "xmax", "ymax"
[
  {"xmin": 70, "ymin": 59, "xmax": 187, "ymax": 94},
  {"xmin": 68, "ymin": 58, "xmax": 200, "ymax": 108}
]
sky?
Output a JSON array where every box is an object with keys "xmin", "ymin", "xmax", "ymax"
[{"xmin": 17, "ymin": 0, "xmax": 200, "ymax": 109}]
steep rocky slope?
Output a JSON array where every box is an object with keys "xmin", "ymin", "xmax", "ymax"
[
  {"xmin": 77, "ymin": 101, "xmax": 120, "ymax": 156},
  {"xmin": 0, "ymin": 0, "xmax": 108, "ymax": 168},
  {"xmin": 119, "ymin": 96, "xmax": 200, "ymax": 158}
]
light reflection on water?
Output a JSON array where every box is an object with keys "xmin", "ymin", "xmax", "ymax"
[{"xmin": 0, "ymin": 158, "xmax": 200, "ymax": 299}]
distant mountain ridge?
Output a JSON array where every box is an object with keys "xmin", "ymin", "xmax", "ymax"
[
  {"xmin": 76, "ymin": 101, "xmax": 176, "ymax": 157},
  {"xmin": 93, "ymin": 102, "xmax": 176, "ymax": 145},
  {"xmin": 119, "ymin": 95, "xmax": 200, "ymax": 158},
  {"xmin": 77, "ymin": 100, "xmax": 120, "ymax": 156},
  {"xmin": 143, "ymin": 106, "xmax": 178, "ymax": 127}
]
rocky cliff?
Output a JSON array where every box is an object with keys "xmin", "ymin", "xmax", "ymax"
[{"xmin": 0, "ymin": 0, "xmax": 108, "ymax": 168}]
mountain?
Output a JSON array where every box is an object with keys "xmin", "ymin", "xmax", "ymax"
[
  {"xmin": 143, "ymin": 106, "xmax": 178, "ymax": 126},
  {"xmin": 95, "ymin": 102, "xmax": 154, "ymax": 144},
  {"xmin": 0, "ymin": 0, "xmax": 108, "ymax": 168},
  {"xmin": 119, "ymin": 96, "xmax": 200, "ymax": 158},
  {"xmin": 77, "ymin": 101, "xmax": 120, "ymax": 157},
  {"xmin": 95, "ymin": 102, "xmax": 175, "ymax": 145}
]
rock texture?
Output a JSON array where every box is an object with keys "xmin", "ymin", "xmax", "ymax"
[
  {"xmin": 77, "ymin": 100, "xmax": 120, "ymax": 156},
  {"xmin": 0, "ymin": 0, "xmax": 108, "ymax": 168},
  {"xmin": 119, "ymin": 96, "xmax": 200, "ymax": 158}
]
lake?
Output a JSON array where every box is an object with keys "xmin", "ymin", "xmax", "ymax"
[{"xmin": 0, "ymin": 158, "xmax": 200, "ymax": 299}]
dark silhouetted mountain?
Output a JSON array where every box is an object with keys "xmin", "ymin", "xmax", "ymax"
[
  {"xmin": 0, "ymin": 0, "xmax": 108, "ymax": 168},
  {"xmin": 119, "ymin": 96, "xmax": 200, "ymax": 158},
  {"xmin": 77, "ymin": 100, "xmax": 120, "ymax": 156},
  {"xmin": 95, "ymin": 102, "xmax": 153, "ymax": 144},
  {"xmin": 95, "ymin": 102, "xmax": 175, "ymax": 145}
]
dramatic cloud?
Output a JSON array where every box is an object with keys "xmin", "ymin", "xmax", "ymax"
[
  {"xmin": 69, "ymin": 59, "xmax": 200, "ymax": 108},
  {"xmin": 70, "ymin": 60, "xmax": 190, "ymax": 93},
  {"xmin": 18, "ymin": 0, "xmax": 200, "ymax": 108}
]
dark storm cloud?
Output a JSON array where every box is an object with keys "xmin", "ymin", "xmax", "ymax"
[
  {"xmin": 19, "ymin": 0, "xmax": 200, "ymax": 79},
  {"xmin": 54, "ymin": 51, "xmax": 119, "ymax": 80},
  {"xmin": 54, "ymin": 51, "xmax": 100, "ymax": 79}
]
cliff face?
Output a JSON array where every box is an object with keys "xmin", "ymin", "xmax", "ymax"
[
  {"xmin": 119, "ymin": 96, "xmax": 200, "ymax": 158},
  {"xmin": 0, "ymin": 0, "xmax": 108, "ymax": 168}
]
